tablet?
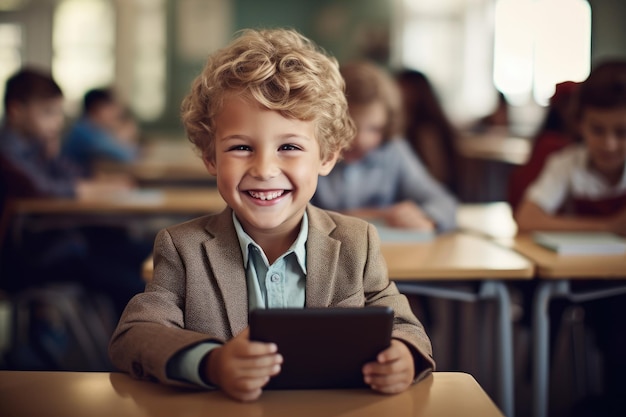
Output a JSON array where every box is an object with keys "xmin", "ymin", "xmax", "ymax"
[{"xmin": 249, "ymin": 306, "xmax": 393, "ymax": 390}]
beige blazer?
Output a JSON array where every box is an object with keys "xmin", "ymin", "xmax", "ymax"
[{"xmin": 109, "ymin": 205, "xmax": 435, "ymax": 387}]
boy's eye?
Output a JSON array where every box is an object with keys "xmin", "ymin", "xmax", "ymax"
[
  {"xmin": 227, "ymin": 144, "xmax": 252, "ymax": 152},
  {"xmin": 279, "ymin": 144, "xmax": 301, "ymax": 151}
]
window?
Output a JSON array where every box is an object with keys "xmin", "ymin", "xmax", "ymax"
[
  {"xmin": 493, "ymin": 0, "xmax": 591, "ymax": 105},
  {"xmin": 0, "ymin": 23, "xmax": 22, "ymax": 116},
  {"xmin": 52, "ymin": 0, "xmax": 115, "ymax": 115}
]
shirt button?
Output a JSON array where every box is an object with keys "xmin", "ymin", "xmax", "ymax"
[{"xmin": 270, "ymin": 274, "xmax": 281, "ymax": 283}]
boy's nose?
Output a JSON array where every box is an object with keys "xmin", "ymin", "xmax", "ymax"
[{"xmin": 249, "ymin": 152, "xmax": 280, "ymax": 180}]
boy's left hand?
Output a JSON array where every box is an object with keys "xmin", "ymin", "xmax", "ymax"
[{"xmin": 362, "ymin": 339, "xmax": 415, "ymax": 394}]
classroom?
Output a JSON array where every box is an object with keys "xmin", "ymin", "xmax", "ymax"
[{"xmin": 1, "ymin": 1, "xmax": 625, "ymax": 416}]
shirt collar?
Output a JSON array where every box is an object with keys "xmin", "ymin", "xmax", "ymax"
[{"xmin": 232, "ymin": 211, "xmax": 308, "ymax": 273}]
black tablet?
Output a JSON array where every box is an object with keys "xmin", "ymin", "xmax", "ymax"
[{"xmin": 249, "ymin": 306, "xmax": 393, "ymax": 390}]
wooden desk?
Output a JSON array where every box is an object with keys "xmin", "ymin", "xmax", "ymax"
[
  {"xmin": 383, "ymin": 232, "xmax": 531, "ymax": 280},
  {"xmin": 7, "ymin": 188, "xmax": 225, "ymax": 216},
  {"xmin": 0, "ymin": 371, "xmax": 503, "ymax": 417},
  {"xmin": 513, "ymin": 235, "xmax": 626, "ymax": 417},
  {"xmin": 513, "ymin": 235, "xmax": 626, "ymax": 279}
]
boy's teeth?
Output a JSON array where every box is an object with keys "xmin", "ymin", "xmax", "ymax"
[{"xmin": 248, "ymin": 190, "xmax": 284, "ymax": 200}]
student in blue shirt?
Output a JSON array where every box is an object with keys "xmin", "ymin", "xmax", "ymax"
[
  {"xmin": 109, "ymin": 28, "xmax": 435, "ymax": 402},
  {"xmin": 311, "ymin": 62, "xmax": 457, "ymax": 232},
  {"xmin": 63, "ymin": 88, "xmax": 138, "ymax": 176},
  {"xmin": 0, "ymin": 68, "xmax": 147, "ymax": 315}
]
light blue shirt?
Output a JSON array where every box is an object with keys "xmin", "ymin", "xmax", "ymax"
[
  {"xmin": 166, "ymin": 212, "xmax": 308, "ymax": 387},
  {"xmin": 312, "ymin": 139, "xmax": 457, "ymax": 232}
]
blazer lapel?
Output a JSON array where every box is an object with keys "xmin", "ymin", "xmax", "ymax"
[
  {"xmin": 305, "ymin": 205, "xmax": 341, "ymax": 307},
  {"xmin": 203, "ymin": 208, "xmax": 249, "ymax": 337}
]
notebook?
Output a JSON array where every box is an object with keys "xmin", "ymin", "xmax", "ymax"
[
  {"xmin": 249, "ymin": 307, "xmax": 393, "ymax": 390},
  {"xmin": 532, "ymin": 231, "xmax": 626, "ymax": 256}
]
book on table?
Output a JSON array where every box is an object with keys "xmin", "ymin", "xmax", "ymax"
[{"xmin": 532, "ymin": 231, "xmax": 626, "ymax": 255}]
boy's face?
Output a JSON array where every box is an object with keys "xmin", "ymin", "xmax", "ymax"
[
  {"xmin": 342, "ymin": 101, "xmax": 386, "ymax": 163},
  {"xmin": 206, "ymin": 95, "xmax": 338, "ymax": 239},
  {"xmin": 11, "ymin": 97, "xmax": 65, "ymax": 146},
  {"xmin": 580, "ymin": 106, "xmax": 626, "ymax": 177}
]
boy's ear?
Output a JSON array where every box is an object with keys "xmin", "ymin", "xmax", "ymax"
[
  {"xmin": 319, "ymin": 151, "xmax": 339, "ymax": 176},
  {"xmin": 202, "ymin": 154, "xmax": 218, "ymax": 176}
]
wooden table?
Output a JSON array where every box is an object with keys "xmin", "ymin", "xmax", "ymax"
[
  {"xmin": 383, "ymin": 232, "xmax": 532, "ymax": 417},
  {"xmin": 514, "ymin": 235, "xmax": 626, "ymax": 417},
  {"xmin": 1, "ymin": 188, "xmax": 226, "ymax": 248},
  {"xmin": 6, "ymin": 188, "xmax": 225, "ymax": 216},
  {"xmin": 0, "ymin": 371, "xmax": 504, "ymax": 417}
]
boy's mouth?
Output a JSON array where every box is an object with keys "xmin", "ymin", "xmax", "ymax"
[{"xmin": 246, "ymin": 189, "xmax": 289, "ymax": 201}]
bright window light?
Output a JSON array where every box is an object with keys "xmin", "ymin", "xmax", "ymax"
[
  {"xmin": 0, "ymin": 23, "xmax": 22, "ymax": 117},
  {"xmin": 52, "ymin": 0, "xmax": 115, "ymax": 116},
  {"xmin": 494, "ymin": 0, "xmax": 591, "ymax": 106}
]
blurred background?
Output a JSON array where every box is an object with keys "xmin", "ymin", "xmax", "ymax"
[{"xmin": 1, "ymin": 0, "xmax": 621, "ymax": 140}]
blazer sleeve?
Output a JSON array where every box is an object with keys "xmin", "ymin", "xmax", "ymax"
[
  {"xmin": 361, "ymin": 222, "xmax": 436, "ymax": 382},
  {"xmin": 108, "ymin": 228, "xmax": 221, "ymax": 388}
]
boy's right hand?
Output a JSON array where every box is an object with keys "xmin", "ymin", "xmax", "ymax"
[{"xmin": 205, "ymin": 328, "xmax": 282, "ymax": 402}]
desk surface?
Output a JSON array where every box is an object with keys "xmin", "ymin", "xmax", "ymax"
[
  {"xmin": 383, "ymin": 232, "xmax": 533, "ymax": 280},
  {"xmin": 0, "ymin": 371, "xmax": 503, "ymax": 417},
  {"xmin": 8, "ymin": 188, "xmax": 226, "ymax": 216},
  {"xmin": 513, "ymin": 235, "xmax": 626, "ymax": 279}
]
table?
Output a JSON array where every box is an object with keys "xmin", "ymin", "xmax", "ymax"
[
  {"xmin": 5, "ymin": 188, "xmax": 225, "ymax": 216},
  {"xmin": 141, "ymin": 231, "xmax": 531, "ymax": 417},
  {"xmin": 514, "ymin": 236, "xmax": 626, "ymax": 417},
  {"xmin": 0, "ymin": 371, "xmax": 504, "ymax": 417},
  {"xmin": 1, "ymin": 188, "xmax": 226, "ymax": 248}
]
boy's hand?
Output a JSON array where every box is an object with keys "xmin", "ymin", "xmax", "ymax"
[
  {"xmin": 205, "ymin": 328, "xmax": 282, "ymax": 402},
  {"xmin": 362, "ymin": 339, "xmax": 415, "ymax": 394},
  {"xmin": 385, "ymin": 201, "xmax": 435, "ymax": 231}
]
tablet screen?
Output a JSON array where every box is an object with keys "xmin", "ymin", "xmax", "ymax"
[{"xmin": 249, "ymin": 306, "xmax": 393, "ymax": 389}]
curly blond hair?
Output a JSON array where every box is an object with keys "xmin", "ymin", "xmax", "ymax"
[{"xmin": 181, "ymin": 28, "xmax": 356, "ymax": 162}]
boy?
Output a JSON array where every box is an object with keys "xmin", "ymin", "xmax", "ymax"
[
  {"xmin": 63, "ymin": 88, "xmax": 138, "ymax": 176},
  {"xmin": 312, "ymin": 62, "xmax": 457, "ymax": 232},
  {"xmin": 515, "ymin": 61, "xmax": 626, "ymax": 234},
  {"xmin": 515, "ymin": 60, "xmax": 626, "ymax": 415},
  {"xmin": 109, "ymin": 29, "xmax": 434, "ymax": 402}
]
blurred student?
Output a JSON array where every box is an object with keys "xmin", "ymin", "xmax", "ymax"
[
  {"xmin": 0, "ymin": 68, "xmax": 147, "ymax": 315},
  {"xmin": 515, "ymin": 61, "xmax": 626, "ymax": 416},
  {"xmin": 312, "ymin": 62, "xmax": 457, "ymax": 232},
  {"xmin": 515, "ymin": 63, "xmax": 626, "ymax": 235},
  {"xmin": 507, "ymin": 81, "xmax": 579, "ymax": 210},
  {"xmin": 396, "ymin": 69, "xmax": 459, "ymax": 193},
  {"xmin": 62, "ymin": 88, "xmax": 139, "ymax": 176}
]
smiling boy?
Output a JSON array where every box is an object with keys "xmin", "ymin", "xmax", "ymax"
[{"xmin": 109, "ymin": 28, "xmax": 434, "ymax": 402}]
